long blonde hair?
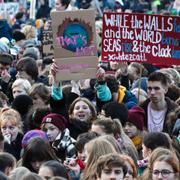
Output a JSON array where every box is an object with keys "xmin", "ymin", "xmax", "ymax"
[{"xmin": 81, "ymin": 137, "xmax": 117, "ymax": 180}]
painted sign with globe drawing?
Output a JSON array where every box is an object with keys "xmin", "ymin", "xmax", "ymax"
[{"xmin": 51, "ymin": 9, "xmax": 98, "ymax": 81}]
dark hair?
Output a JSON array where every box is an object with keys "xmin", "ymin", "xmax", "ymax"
[
  {"xmin": 75, "ymin": 132, "xmax": 97, "ymax": 152},
  {"xmin": 102, "ymin": 102, "xmax": 128, "ymax": 126},
  {"xmin": 15, "ymin": 12, "xmax": 24, "ymax": 19},
  {"xmin": 16, "ymin": 57, "xmax": 38, "ymax": 81},
  {"xmin": 13, "ymin": 30, "xmax": 26, "ymax": 42},
  {"xmin": 0, "ymin": 152, "xmax": 16, "ymax": 173},
  {"xmin": 60, "ymin": 0, "xmax": 70, "ymax": 8},
  {"xmin": 143, "ymin": 132, "xmax": 171, "ymax": 151},
  {"xmin": 40, "ymin": 160, "xmax": 70, "ymax": 179},
  {"xmin": 22, "ymin": 138, "xmax": 59, "ymax": 172},
  {"xmin": 0, "ymin": 131, "xmax": 4, "ymax": 141},
  {"xmin": 0, "ymin": 171, "xmax": 9, "ymax": 180},
  {"xmin": 148, "ymin": 71, "xmax": 168, "ymax": 87},
  {"xmin": 26, "ymin": 106, "xmax": 51, "ymax": 130},
  {"xmin": 105, "ymin": 75, "xmax": 119, "ymax": 93},
  {"xmin": 166, "ymin": 84, "xmax": 180, "ymax": 102}
]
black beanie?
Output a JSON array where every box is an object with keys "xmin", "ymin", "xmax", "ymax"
[{"xmin": 12, "ymin": 95, "xmax": 33, "ymax": 117}]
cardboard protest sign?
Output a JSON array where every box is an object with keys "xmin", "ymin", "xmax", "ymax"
[
  {"xmin": 42, "ymin": 21, "xmax": 54, "ymax": 59},
  {"xmin": 0, "ymin": 2, "xmax": 19, "ymax": 18},
  {"xmin": 51, "ymin": 9, "xmax": 98, "ymax": 81},
  {"xmin": 102, "ymin": 12, "xmax": 180, "ymax": 65}
]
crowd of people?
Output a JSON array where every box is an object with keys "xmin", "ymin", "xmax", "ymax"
[{"xmin": 0, "ymin": 0, "xmax": 179, "ymax": 180}]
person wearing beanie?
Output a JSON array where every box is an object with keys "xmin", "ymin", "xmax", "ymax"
[
  {"xmin": 11, "ymin": 95, "xmax": 33, "ymax": 133},
  {"xmin": 41, "ymin": 113, "xmax": 76, "ymax": 162},
  {"xmin": 124, "ymin": 106, "xmax": 145, "ymax": 155},
  {"xmin": 21, "ymin": 130, "xmax": 48, "ymax": 148},
  {"xmin": 12, "ymin": 95, "xmax": 33, "ymax": 117}
]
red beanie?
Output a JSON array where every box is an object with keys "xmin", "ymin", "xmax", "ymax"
[
  {"xmin": 42, "ymin": 113, "xmax": 67, "ymax": 131},
  {"xmin": 127, "ymin": 106, "xmax": 145, "ymax": 130}
]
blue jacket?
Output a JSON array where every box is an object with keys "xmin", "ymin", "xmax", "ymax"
[{"xmin": 0, "ymin": 19, "xmax": 12, "ymax": 40}]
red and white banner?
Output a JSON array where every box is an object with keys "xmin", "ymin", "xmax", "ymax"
[{"xmin": 102, "ymin": 12, "xmax": 180, "ymax": 65}]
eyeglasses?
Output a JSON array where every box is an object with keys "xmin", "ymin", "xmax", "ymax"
[{"xmin": 152, "ymin": 169, "xmax": 175, "ymax": 178}]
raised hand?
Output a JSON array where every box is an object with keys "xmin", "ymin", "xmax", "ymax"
[
  {"xmin": 96, "ymin": 67, "xmax": 105, "ymax": 82},
  {"xmin": 49, "ymin": 59, "xmax": 60, "ymax": 86}
]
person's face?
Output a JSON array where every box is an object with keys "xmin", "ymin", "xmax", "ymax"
[
  {"xmin": 147, "ymin": 81, "xmax": 167, "ymax": 104},
  {"xmin": 124, "ymin": 161, "xmax": 134, "ymax": 180},
  {"xmin": 31, "ymin": 160, "xmax": 45, "ymax": 173},
  {"xmin": 152, "ymin": 161, "xmax": 178, "ymax": 180},
  {"xmin": 142, "ymin": 144, "xmax": 151, "ymax": 159},
  {"xmin": 72, "ymin": 101, "xmax": 92, "ymax": 121},
  {"xmin": 77, "ymin": 149, "xmax": 86, "ymax": 162},
  {"xmin": 91, "ymin": 124, "xmax": 106, "ymax": 136},
  {"xmin": 84, "ymin": 145, "xmax": 89, "ymax": 165},
  {"xmin": 109, "ymin": 61, "xmax": 120, "ymax": 71},
  {"xmin": 0, "ymin": 64, "xmax": 10, "ymax": 76},
  {"xmin": 98, "ymin": 166, "xmax": 124, "ymax": 180},
  {"xmin": 12, "ymin": 85, "xmax": 27, "ymax": 98},
  {"xmin": 32, "ymin": 94, "xmax": 46, "ymax": 108},
  {"xmin": 38, "ymin": 166, "xmax": 54, "ymax": 180},
  {"xmin": 16, "ymin": 70, "xmax": 32, "ymax": 83},
  {"xmin": 1, "ymin": 120, "xmax": 19, "ymax": 142},
  {"xmin": 43, "ymin": 123, "xmax": 60, "ymax": 142},
  {"xmin": 124, "ymin": 122, "xmax": 138, "ymax": 138},
  {"xmin": 127, "ymin": 65, "xmax": 138, "ymax": 81},
  {"xmin": 55, "ymin": 0, "xmax": 66, "ymax": 11},
  {"xmin": 40, "ymin": 0, "xmax": 45, "ymax": 5}
]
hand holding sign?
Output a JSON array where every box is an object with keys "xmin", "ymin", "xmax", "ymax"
[
  {"xmin": 96, "ymin": 67, "xmax": 105, "ymax": 82},
  {"xmin": 49, "ymin": 60, "xmax": 60, "ymax": 86}
]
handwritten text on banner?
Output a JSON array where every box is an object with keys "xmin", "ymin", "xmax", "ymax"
[{"xmin": 102, "ymin": 13, "xmax": 180, "ymax": 65}]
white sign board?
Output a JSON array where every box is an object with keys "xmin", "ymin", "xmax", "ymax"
[{"xmin": 0, "ymin": 3, "xmax": 19, "ymax": 18}]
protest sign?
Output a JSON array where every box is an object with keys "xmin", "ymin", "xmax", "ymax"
[
  {"xmin": 102, "ymin": 12, "xmax": 180, "ymax": 65},
  {"xmin": 174, "ymin": 0, "xmax": 180, "ymax": 12},
  {"xmin": 0, "ymin": 2, "xmax": 19, "ymax": 18},
  {"xmin": 51, "ymin": 9, "xmax": 98, "ymax": 81},
  {"xmin": 30, "ymin": 0, "xmax": 36, "ymax": 20},
  {"xmin": 42, "ymin": 21, "xmax": 54, "ymax": 59}
]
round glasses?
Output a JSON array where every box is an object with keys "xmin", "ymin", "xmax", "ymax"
[{"xmin": 152, "ymin": 169, "xmax": 174, "ymax": 178}]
